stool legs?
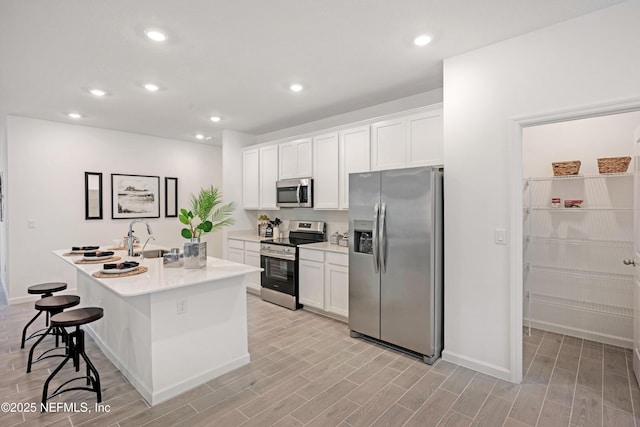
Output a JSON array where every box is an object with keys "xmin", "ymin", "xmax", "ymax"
[
  {"xmin": 41, "ymin": 327, "xmax": 101, "ymax": 410},
  {"xmin": 20, "ymin": 291, "xmax": 54, "ymax": 348},
  {"xmin": 20, "ymin": 310, "xmax": 43, "ymax": 349}
]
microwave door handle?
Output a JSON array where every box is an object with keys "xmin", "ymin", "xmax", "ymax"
[
  {"xmin": 296, "ymin": 184, "xmax": 301, "ymax": 204},
  {"xmin": 379, "ymin": 203, "xmax": 386, "ymax": 273},
  {"xmin": 372, "ymin": 203, "xmax": 379, "ymax": 273}
]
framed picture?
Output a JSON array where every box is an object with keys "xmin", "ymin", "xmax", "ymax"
[
  {"xmin": 165, "ymin": 177, "xmax": 178, "ymax": 217},
  {"xmin": 111, "ymin": 174, "xmax": 160, "ymax": 219},
  {"xmin": 85, "ymin": 172, "xmax": 103, "ymax": 220}
]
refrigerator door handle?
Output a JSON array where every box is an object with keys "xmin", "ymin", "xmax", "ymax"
[
  {"xmin": 372, "ymin": 203, "xmax": 380, "ymax": 273},
  {"xmin": 380, "ymin": 202, "xmax": 387, "ymax": 273}
]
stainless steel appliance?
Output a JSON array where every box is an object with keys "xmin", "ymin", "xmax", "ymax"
[
  {"xmin": 276, "ymin": 178, "xmax": 313, "ymax": 208},
  {"xmin": 260, "ymin": 220, "xmax": 326, "ymax": 310},
  {"xmin": 349, "ymin": 166, "xmax": 443, "ymax": 364}
]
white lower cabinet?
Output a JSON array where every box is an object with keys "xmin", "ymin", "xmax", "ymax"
[
  {"xmin": 227, "ymin": 239, "xmax": 245, "ymax": 263},
  {"xmin": 324, "ymin": 253, "xmax": 349, "ymax": 317},
  {"xmin": 299, "ymin": 260, "xmax": 325, "ymax": 309},
  {"xmin": 244, "ymin": 242, "xmax": 261, "ymax": 292},
  {"xmin": 227, "ymin": 239, "xmax": 261, "ymax": 292},
  {"xmin": 299, "ymin": 248, "xmax": 348, "ymax": 318}
]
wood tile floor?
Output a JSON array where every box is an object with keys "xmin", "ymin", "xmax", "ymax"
[{"xmin": 0, "ymin": 294, "xmax": 637, "ymax": 426}]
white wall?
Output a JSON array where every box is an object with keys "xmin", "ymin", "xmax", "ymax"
[
  {"xmin": 442, "ymin": 0, "xmax": 640, "ymax": 381},
  {"xmin": 221, "ymin": 129, "xmax": 257, "ymax": 258},
  {"xmin": 6, "ymin": 116, "xmax": 223, "ymax": 303},
  {"xmin": 0, "ymin": 115, "xmax": 7, "ymax": 300},
  {"xmin": 257, "ymin": 89, "xmax": 442, "ymax": 143},
  {"xmin": 523, "ymin": 111, "xmax": 640, "ymax": 178}
]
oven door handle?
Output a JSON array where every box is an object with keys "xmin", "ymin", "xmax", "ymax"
[
  {"xmin": 372, "ymin": 203, "xmax": 379, "ymax": 273},
  {"xmin": 296, "ymin": 184, "xmax": 301, "ymax": 205},
  {"xmin": 261, "ymin": 252, "xmax": 296, "ymax": 261}
]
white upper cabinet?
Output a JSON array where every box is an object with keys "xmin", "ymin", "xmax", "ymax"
[
  {"xmin": 371, "ymin": 107, "xmax": 443, "ymax": 171},
  {"xmin": 259, "ymin": 145, "xmax": 279, "ymax": 210},
  {"xmin": 371, "ymin": 118, "xmax": 406, "ymax": 171},
  {"xmin": 313, "ymin": 132, "xmax": 340, "ymax": 209},
  {"xmin": 279, "ymin": 138, "xmax": 312, "ymax": 179},
  {"xmin": 242, "ymin": 148, "xmax": 259, "ymax": 209},
  {"xmin": 339, "ymin": 126, "xmax": 370, "ymax": 209},
  {"xmin": 406, "ymin": 110, "xmax": 443, "ymax": 167}
]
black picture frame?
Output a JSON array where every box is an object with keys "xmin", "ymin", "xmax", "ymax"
[
  {"xmin": 165, "ymin": 177, "xmax": 178, "ymax": 217},
  {"xmin": 111, "ymin": 174, "xmax": 160, "ymax": 219},
  {"xmin": 84, "ymin": 172, "xmax": 103, "ymax": 220}
]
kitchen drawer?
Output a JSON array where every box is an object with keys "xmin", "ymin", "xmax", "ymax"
[
  {"xmin": 228, "ymin": 239, "xmax": 245, "ymax": 249},
  {"xmin": 299, "ymin": 248, "xmax": 324, "ymax": 262},
  {"xmin": 326, "ymin": 252, "xmax": 348, "ymax": 266},
  {"xmin": 245, "ymin": 242, "xmax": 260, "ymax": 252}
]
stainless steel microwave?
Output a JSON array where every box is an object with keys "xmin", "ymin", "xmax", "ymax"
[{"xmin": 276, "ymin": 178, "xmax": 313, "ymax": 208}]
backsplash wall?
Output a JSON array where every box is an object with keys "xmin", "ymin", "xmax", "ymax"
[{"xmin": 256, "ymin": 209, "xmax": 348, "ymax": 239}]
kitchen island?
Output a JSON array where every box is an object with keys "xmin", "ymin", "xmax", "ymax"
[{"xmin": 53, "ymin": 248, "xmax": 261, "ymax": 406}]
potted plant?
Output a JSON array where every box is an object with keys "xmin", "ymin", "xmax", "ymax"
[{"xmin": 178, "ymin": 186, "xmax": 234, "ymax": 268}]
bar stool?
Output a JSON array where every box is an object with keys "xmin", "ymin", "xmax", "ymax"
[
  {"xmin": 42, "ymin": 307, "xmax": 103, "ymax": 409},
  {"xmin": 21, "ymin": 282, "xmax": 67, "ymax": 349},
  {"xmin": 26, "ymin": 295, "xmax": 80, "ymax": 373}
]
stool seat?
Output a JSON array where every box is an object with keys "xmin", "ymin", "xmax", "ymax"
[
  {"xmin": 51, "ymin": 308, "xmax": 103, "ymax": 328},
  {"xmin": 42, "ymin": 307, "xmax": 104, "ymax": 409},
  {"xmin": 35, "ymin": 295, "xmax": 80, "ymax": 311},
  {"xmin": 28, "ymin": 282, "xmax": 67, "ymax": 295}
]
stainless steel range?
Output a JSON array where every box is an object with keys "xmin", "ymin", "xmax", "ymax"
[{"xmin": 260, "ymin": 220, "xmax": 326, "ymax": 310}]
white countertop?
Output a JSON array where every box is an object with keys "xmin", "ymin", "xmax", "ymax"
[
  {"xmin": 227, "ymin": 230, "xmax": 262, "ymax": 242},
  {"xmin": 53, "ymin": 248, "xmax": 262, "ymax": 297},
  {"xmin": 302, "ymin": 241, "xmax": 349, "ymax": 254}
]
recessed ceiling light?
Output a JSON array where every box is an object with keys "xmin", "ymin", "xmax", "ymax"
[
  {"xmin": 290, "ymin": 83, "xmax": 303, "ymax": 92},
  {"xmin": 67, "ymin": 112, "xmax": 82, "ymax": 119},
  {"xmin": 144, "ymin": 83, "xmax": 160, "ymax": 92},
  {"xmin": 89, "ymin": 88, "xmax": 107, "ymax": 97},
  {"xmin": 145, "ymin": 29, "xmax": 167, "ymax": 42},
  {"xmin": 414, "ymin": 34, "xmax": 432, "ymax": 47},
  {"xmin": 209, "ymin": 116, "xmax": 222, "ymax": 123},
  {"xmin": 195, "ymin": 134, "xmax": 205, "ymax": 140}
]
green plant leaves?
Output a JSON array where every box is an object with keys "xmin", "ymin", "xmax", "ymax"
[{"xmin": 179, "ymin": 186, "xmax": 234, "ymax": 240}]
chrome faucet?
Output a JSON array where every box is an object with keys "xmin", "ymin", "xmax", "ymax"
[{"xmin": 128, "ymin": 219, "xmax": 153, "ymax": 256}]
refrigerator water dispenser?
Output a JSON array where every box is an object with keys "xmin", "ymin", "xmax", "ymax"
[{"xmin": 353, "ymin": 220, "xmax": 374, "ymax": 254}]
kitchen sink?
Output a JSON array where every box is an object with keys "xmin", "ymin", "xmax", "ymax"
[{"xmin": 135, "ymin": 249, "xmax": 170, "ymax": 258}]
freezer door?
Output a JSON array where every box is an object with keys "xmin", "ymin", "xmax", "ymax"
[
  {"xmin": 380, "ymin": 167, "xmax": 437, "ymax": 356},
  {"xmin": 348, "ymin": 172, "xmax": 381, "ymax": 339}
]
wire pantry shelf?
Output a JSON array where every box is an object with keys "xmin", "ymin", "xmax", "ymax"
[
  {"xmin": 528, "ymin": 172, "xmax": 634, "ymax": 182},
  {"xmin": 527, "ymin": 236, "xmax": 632, "ymax": 247},
  {"xmin": 529, "ymin": 292, "xmax": 632, "ymax": 318}
]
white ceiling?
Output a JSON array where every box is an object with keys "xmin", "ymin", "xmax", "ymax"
[{"xmin": 0, "ymin": 0, "xmax": 626, "ymax": 144}]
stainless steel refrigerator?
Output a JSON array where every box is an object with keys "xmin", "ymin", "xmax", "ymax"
[{"xmin": 349, "ymin": 166, "xmax": 443, "ymax": 364}]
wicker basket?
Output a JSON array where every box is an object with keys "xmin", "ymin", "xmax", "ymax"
[
  {"xmin": 552, "ymin": 160, "xmax": 581, "ymax": 176},
  {"xmin": 597, "ymin": 156, "xmax": 631, "ymax": 174}
]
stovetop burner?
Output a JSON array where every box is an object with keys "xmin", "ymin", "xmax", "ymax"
[{"xmin": 260, "ymin": 237, "xmax": 320, "ymax": 247}]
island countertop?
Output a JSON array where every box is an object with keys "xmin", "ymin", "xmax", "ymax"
[
  {"xmin": 53, "ymin": 245, "xmax": 259, "ymax": 406},
  {"xmin": 53, "ymin": 248, "xmax": 262, "ymax": 297}
]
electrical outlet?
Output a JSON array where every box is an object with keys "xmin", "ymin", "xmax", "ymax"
[
  {"xmin": 27, "ymin": 220, "xmax": 36, "ymax": 229},
  {"xmin": 177, "ymin": 298, "xmax": 187, "ymax": 315}
]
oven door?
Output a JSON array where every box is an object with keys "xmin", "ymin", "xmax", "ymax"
[{"xmin": 261, "ymin": 254, "xmax": 297, "ymax": 295}]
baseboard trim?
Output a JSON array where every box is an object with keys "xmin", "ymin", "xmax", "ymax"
[
  {"xmin": 441, "ymin": 349, "xmax": 512, "ymax": 382},
  {"xmin": 524, "ymin": 318, "xmax": 632, "ymax": 349}
]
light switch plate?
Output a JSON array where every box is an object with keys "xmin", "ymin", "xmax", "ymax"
[
  {"xmin": 27, "ymin": 220, "xmax": 36, "ymax": 229},
  {"xmin": 495, "ymin": 228, "xmax": 507, "ymax": 245}
]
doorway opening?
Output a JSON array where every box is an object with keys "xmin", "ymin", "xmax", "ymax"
[{"xmin": 521, "ymin": 110, "xmax": 640, "ymax": 380}]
